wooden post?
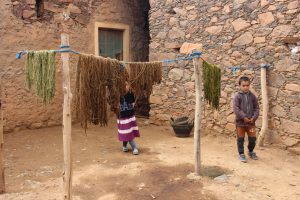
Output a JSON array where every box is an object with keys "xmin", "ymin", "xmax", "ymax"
[
  {"xmin": 61, "ymin": 33, "xmax": 73, "ymax": 200},
  {"xmin": 0, "ymin": 82, "xmax": 5, "ymax": 193},
  {"xmin": 258, "ymin": 65, "xmax": 269, "ymax": 147},
  {"xmin": 193, "ymin": 55, "xmax": 203, "ymax": 176}
]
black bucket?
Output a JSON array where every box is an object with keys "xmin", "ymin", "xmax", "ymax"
[{"xmin": 170, "ymin": 117, "xmax": 194, "ymax": 137}]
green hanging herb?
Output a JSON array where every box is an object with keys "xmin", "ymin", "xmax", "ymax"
[
  {"xmin": 25, "ymin": 51, "xmax": 56, "ymax": 104},
  {"xmin": 202, "ymin": 60, "xmax": 221, "ymax": 110}
]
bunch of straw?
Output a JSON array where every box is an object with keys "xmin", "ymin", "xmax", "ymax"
[
  {"xmin": 127, "ymin": 62, "xmax": 162, "ymax": 98},
  {"xmin": 25, "ymin": 51, "xmax": 56, "ymax": 104},
  {"xmin": 75, "ymin": 54, "xmax": 127, "ymax": 129},
  {"xmin": 202, "ymin": 60, "xmax": 221, "ymax": 110}
]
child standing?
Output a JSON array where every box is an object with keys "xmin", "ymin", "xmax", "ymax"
[
  {"xmin": 233, "ymin": 76, "xmax": 259, "ymax": 162},
  {"xmin": 117, "ymin": 82, "xmax": 140, "ymax": 155}
]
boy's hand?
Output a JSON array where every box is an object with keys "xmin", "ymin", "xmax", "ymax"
[
  {"xmin": 249, "ymin": 118, "xmax": 254, "ymax": 123},
  {"xmin": 243, "ymin": 118, "xmax": 251, "ymax": 123}
]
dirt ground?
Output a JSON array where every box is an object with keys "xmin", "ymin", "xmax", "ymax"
[{"xmin": 1, "ymin": 118, "xmax": 300, "ymax": 200}]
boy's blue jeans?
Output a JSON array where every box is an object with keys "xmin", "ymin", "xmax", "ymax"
[{"xmin": 123, "ymin": 140, "xmax": 137, "ymax": 149}]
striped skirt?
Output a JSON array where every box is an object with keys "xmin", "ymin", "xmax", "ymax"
[{"xmin": 117, "ymin": 115, "xmax": 140, "ymax": 142}]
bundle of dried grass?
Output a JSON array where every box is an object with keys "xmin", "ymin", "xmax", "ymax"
[
  {"xmin": 25, "ymin": 51, "xmax": 56, "ymax": 104},
  {"xmin": 75, "ymin": 54, "xmax": 127, "ymax": 130},
  {"xmin": 202, "ymin": 60, "xmax": 221, "ymax": 110},
  {"xmin": 127, "ymin": 62, "xmax": 162, "ymax": 98}
]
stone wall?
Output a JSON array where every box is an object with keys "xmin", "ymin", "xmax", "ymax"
[
  {"xmin": 148, "ymin": 0, "xmax": 300, "ymax": 151},
  {"xmin": 0, "ymin": 0, "xmax": 150, "ymax": 132}
]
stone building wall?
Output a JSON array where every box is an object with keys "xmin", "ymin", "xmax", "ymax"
[
  {"xmin": 148, "ymin": 0, "xmax": 300, "ymax": 151},
  {"xmin": 0, "ymin": 0, "xmax": 150, "ymax": 132}
]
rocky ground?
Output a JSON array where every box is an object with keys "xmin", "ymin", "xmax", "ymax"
[{"xmin": 0, "ymin": 118, "xmax": 299, "ymax": 200}]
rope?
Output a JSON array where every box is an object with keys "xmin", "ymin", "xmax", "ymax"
[{"xmin": 16, "ymin": 49, "xmax": 202, "ymax": 64}]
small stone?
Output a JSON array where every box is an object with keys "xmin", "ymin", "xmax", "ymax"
[
  {"xmin": 225, "ymin": 123, "xmax": 236, "ymax": 131},
  {"xmin": 30, "ymin": 122, "xmax": 43, "ymax": 129},
  {"xmin": 188, "ymin": 14, "xmax": 197, "ymax": 20},
  {"xmin": 231, "ymin": 51, "xmax": 243, "ymax": 58},
  {"xmin": 227, "ymin": 115, "xmax": 235, "ymax": 123},
  {"xmin": 205, "ymin": 26, "xmax": 223, "ymax": 35},
  {"xmin": 149, "ymin": 52, "xmax": 176, "ymax": 62},
  {"xmin": 268, "ymin": 87, "xmax": 278, "ymax": 97},
  {"xmin": 67, "ymin": 4, "xmax": 81, "ymax": 14},
  {"xmin": 254, "ymin": 37, "xmax": 266, "ymax": 44},
  {"xmin": 245, "ymin": 47, "xmax": 256, "ymax": 55},
  {"xmin": 268, "ymin": 5, "xmax": 277, "ymax": 11},
  {"xmin": 258, "ymin": 12, "xmax": 274, "ymax": 26},
  {"xmin": 277, "ymin": 13, "xmax": 285, "ymax": 19},
  {"xmin": 169, "ymin": 17, "xmax": 178, "ymax": 26},
  {"xmin": 168, "ymin": 28, "xmax": 185, "ymax": 39},
  {"xmin": 173, "ymin": 8, "xmax": 187, "ymax": 16},
  {"xmin": 214, "ymin": 174, "xmax": 228, "ymax": 182},
  {"xmin": 286, "ymin": 9, "xmax": 298, "ymax": 14},
  {"xmin": 288, "ymin": 1, "xmax": 299, "ymax": 10},
  {"xmin": 255, "ymin": 27, "xmax": 273, "ymax": 36},
  {"xmin": 184, "ymin": 82, "xmax": 195, "ymax": 90},
  {"xmin": 232, "ymin": 18, "xmax": 251, "ymax": 32},
  {"xmin": 168, "ymin": 68, "xmax": 184, "ymax": 81},
  {"xmin": 180, "ymin": 20, "xmax": 188, "ymax": 27},
  {"xmin": 176, "ymin": 87, "xmax": 185, "ymax": 97},
  {"xmin": 156, "ymin": 31, "xmax": 167, "ymax": 39},
  {"xmin": 283, "ymin": 138, "xmax": 299, "ymax": 147},
  {"xmin": 291, "ymin": 108, "xmax": 300, "ymax": 118},
  {"xmin": 187, "ymin": 172, "xmax": 201, "ymax": 180},
  {"xmin": 234, "ymin": 0, "xmax": 247, "ymax": 6},
  {"xmin": 209, "ymin": 7, "xmax": 222, "ymax": 12},
  {"xmin": 26, "ymin": 0, "xmax": 36, "ymax": 4},
  {"xmin": 288, "ymin": 146, "xmax": 300, "ymax": 155},
  {"xmin": 280, "ymin": 119, "xmax": 300, "ymax": 135},
  {"xmin": 210, "ymin": 16, "xmax": 218, "ymax": 23},
  {"xmin": 44, "ymin": 2, "xmax": 64, "ymax": 13},
  {"xmin": 150, "ymin": 96, "xmax": 163, "ymax": 105},
  {"xmin": 271, "ymin": 105, "xmax": 286, "ymax": 117},
  {"xmin": 274, "ymin": 57, "xmax": 295, "ymax": 71},
  {"xmin": 223, "ymin": 5, "xmax": 231, "ymax": 13},
  {"xmin": 22, "ymin": 10, "xmax": 35, "ymax": 18},
  {"xmin": 275, "ymin": 46, "xmax": 287, "ymax": 53},
  {"xmin": 260, "ymin": 0, "xmax": 269, "ymax": 7},
  {"xmin": 75, "ymin": 15, "xmax": 89, "ymax": 25},
  {"xmin": 232, "ymin": 32, "xmax": 253, "ymax": 46},
  {"xmin": 180, "ymin": 42, "xmax": 203, "ymax": 54},
  {"xmin": 285, "ymin": 84, "xmax": 300, "ymax": 92},
  {"xmin": 186, "ymin": 6, "xmax": 195, "ymax": 10},
  {"xmin": 271, "ymin": 25, "xmax": 293, "ymax": 37},
  {"xmin": 165, "ymin": 42, "xmax": 181, "ymax": 49},
  {"xmin": 150, "ymin": 42, "xmax": 160, "ymax": 49}
]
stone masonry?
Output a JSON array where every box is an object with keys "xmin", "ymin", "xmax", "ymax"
[{"xmin": 148, "ymin": 0, "xmax": 300, "ymax": 151}]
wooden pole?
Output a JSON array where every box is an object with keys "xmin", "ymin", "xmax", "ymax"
[
  {"xmin": 0, "ymin": 82, "xmax": 5, "ymax": 193},
  {"xmin": 61, "ymin": 33, "xmax": 73, "ymax": 200},
  {"xmin": 258, "ymin": 65, "xmax": 268, "ymax": 147},
  {"xmin": 193, "ymin": 55, "xmax": 203, "ymax": 176}
]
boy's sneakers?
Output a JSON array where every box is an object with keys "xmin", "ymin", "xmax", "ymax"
[
  {"xmin": 122, "ymin": 146, "xmax": 129, "ymax": 152},
  {"xmin": 239, "ymin": 154, "xmax": 247, "ymax": 163},
  {"xmin": 249, "ymin": 152, "xmax": 258, "ymax": 160},
  {"xmin": 133, "ymin": 148, "xmax": 139, "ymax": 155}
]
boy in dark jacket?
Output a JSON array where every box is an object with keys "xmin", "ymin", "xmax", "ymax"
[{"xmin": 233, "ymin": 76, "xmax": 259, "ymax": 162}]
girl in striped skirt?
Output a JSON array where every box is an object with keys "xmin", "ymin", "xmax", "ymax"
[{"xmin": 118, "ymin": 82, "xmax": 140, "ymax": 155}]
